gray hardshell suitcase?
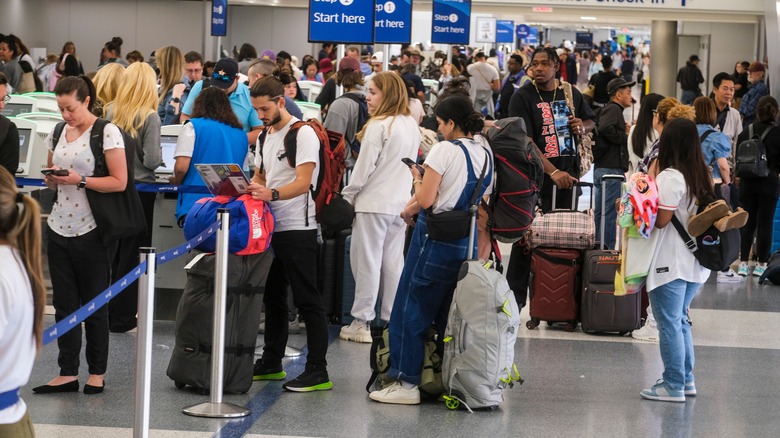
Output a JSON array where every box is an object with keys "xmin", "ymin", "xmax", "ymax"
[
  {"xmin": 442, "ymin": 208, "xmax": 523, "ymax": 412},
  {"xmin": 166, "ymin": 251, "xmax": 272, "ymax": 394},
  {"xmin": 580, "ymin": 174, "xmax": 642, "ymax": 334}
]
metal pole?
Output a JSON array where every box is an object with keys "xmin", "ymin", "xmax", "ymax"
[
  {"xmin": 336, "ymin": 44, "xmax": 346, "ymax": 98},
  {"xmin": 133, "ymin": 248, "xmax": 156, "ymax": 438},
  {"xmin": 383, "ymin": 43, "xmax": 389, "ymax": 74},
  {"xmin": 183, "ymin": 209, "xmax": 249, "ymax": 418}
]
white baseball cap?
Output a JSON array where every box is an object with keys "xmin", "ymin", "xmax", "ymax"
[{"xmin": 371, "ymin": 52, "xmax": 384, "ymax": 64}]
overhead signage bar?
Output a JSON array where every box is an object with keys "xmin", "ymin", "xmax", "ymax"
[
  {"xmin": 496, "ymin": 20, "xmax": 515, "ymax": 43},
  {"xmin": 431, "ymin": 0, "xmax": 471, "ymax": 45},
  {"xmin": 309, "ymin": 0, "xmax": 375, "ymax": 44},
  {"xmin": 375, "ymin": 0, "xmax": 413, "ymax": 44}
]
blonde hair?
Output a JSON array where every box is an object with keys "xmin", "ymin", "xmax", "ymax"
[
  {"xmin": 92, "ymin": 63, "xmax": 125, "ymax": 117},
  {"xmin": 0, "ymin": 167, "xmax": 45, "ymax": 350},
  {"xmin": 111, "ymin": 62, "xmax": 158, "ymax": 138},
  {"xmin": 655, "ymin": 97, "xmax": 695, "ymax": 125},
  {"xmin": 157, "ymin": 46, "xmax": 185, "ymax": 106},
  {"xmin": 357, "ymin": 72, "xmax": 410, "ymax": 141}
]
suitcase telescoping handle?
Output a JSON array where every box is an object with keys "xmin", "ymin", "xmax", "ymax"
[
  {"xmin": 467, "ymin": 204, "xmax": 478, "ymax": 260},
  {"xmin": 599, "ymin": 174, "xmax": 626, "ymax": 250},
  {"xmin": 551, "ymin": 181, "xmax": 594, "ymax": 212}
]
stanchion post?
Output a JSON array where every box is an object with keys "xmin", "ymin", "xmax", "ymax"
[
  {"xmin": 134, "ymin": 248, "xmax": 156, "ymax": 438},
  {"xmin": 183, "ymin": 210, "xmax": 250, "ymax": 418}
]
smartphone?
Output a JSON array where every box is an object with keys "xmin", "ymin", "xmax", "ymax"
[
  {"xmin": 401, "ymin": 158, "xmax": 425, "ymax": 175},
  {"xmin": 41, "ymin": 168, "xmax": 69, "ymax": 177}
]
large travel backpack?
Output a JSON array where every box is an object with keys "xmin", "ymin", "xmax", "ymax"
[
  {"xmin": 258, "ymin": 119, "xmax": 347, "ymax": 225},
  {"xmin": 335, "ymin": 92, "xmax": 369, "ymax": 158},
  {"xmin": 484, "ymin": 117, "xmax": 544, "ymax": 243},
  {"xmin": 735, "ymin": 125, "xmax": 773, "ymax": 178}
]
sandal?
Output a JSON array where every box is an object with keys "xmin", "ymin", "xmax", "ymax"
[
  {"xmin": 714, "ymin": 207, "xmax": 749, "ymax": 232},
  {"xmin": 688, "ymin": 200, "xmax": 729, "ymax": 237}
]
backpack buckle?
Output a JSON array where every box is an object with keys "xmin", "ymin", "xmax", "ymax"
[{"xmin": 685, "ymin": 239, "xmax": 698, "ymax": 252}]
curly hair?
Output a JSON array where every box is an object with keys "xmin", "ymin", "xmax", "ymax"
[{"xmin": 190, "ymin": 87, "xmax": 243, "ymax": 129}]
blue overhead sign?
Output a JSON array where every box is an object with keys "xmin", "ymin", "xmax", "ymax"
[
  {"xmin": 211, "ymin": 0, "xmax": 227, "ymax": 37},
  {"xmin": 431, "ymin": 0, "xmax": 471, "ymax": 45},
  {"xmin": 309, "ymin": 0, "xmax": 375, "ymax": 44},
  {"xmin": 516, "ymin": 24, "xmax": 530, "ymax": 39},
  {"xmin": 496, "ymin": 20, "xmax": 514, "ymax": 43},
  {"xmin": 375, "ymin": 0, "xmax": 412, "ymax": 44}
]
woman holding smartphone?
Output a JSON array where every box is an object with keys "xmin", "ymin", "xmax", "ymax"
[{"xmin": 339, "ymin": 72, "xmax": 421, "ymax": 343}]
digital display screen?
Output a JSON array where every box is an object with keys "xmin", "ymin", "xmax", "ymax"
[
  {"xmin": 157, "ymin": 135, "xmax": 178, "ymax": 174},
  {"xmin": 18, "ymin": 128, "xmax": 31, "ymax": 166},
  {"xmin": 1, "ymin": 103, "xmax": 33, "ymax": 117}
]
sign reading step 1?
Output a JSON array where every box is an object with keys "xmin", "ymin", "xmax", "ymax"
[
  {"xmin": 309, "ymin": 0, "xmax": 375, "ymax": 44},
  {"xmin": 375, "ymin": 0, "xmax": 412, "ymax": 44},
  {"xmin": 431, "ymin": 0, "xmax": 471, "ymax": 45}
]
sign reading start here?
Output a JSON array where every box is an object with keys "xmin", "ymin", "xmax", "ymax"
[
  {"xmin": 309, "ymin": 0, "xmax": 375, "ymax": 44},
  {"xmin": 431, "ymin": 0, "xmax": 471, "ymax": 45}
]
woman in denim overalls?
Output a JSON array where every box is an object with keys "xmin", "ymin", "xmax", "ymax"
[{"xmin": 369, "ymin": 95, "xmax": 493, "ymax": 405}]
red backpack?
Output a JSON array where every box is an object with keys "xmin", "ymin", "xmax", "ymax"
[{"xmin": 258, "ymin": 119, "xmax": 346, "ymax": 225}]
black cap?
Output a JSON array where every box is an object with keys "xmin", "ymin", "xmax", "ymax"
[
  {"xmin": 689, "ymin": 55, "xmax": 701, "ymax": 63},
  {"xmin": 607, "ymin": 77, "xmax": 636, "ymax": 95},
  {"xmin": 209, "ymin": 58, "xmax": 239, "ymax": 89}
]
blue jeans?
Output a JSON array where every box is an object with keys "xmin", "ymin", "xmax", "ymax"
[
  {"xmin": 681, "ymin": 90, "xmax": 698, "ymax": 106},
  {"xmin": 649, "ymin": 279, "xmax": 701, "ymax": 391},
  {"xmin": 594, "ymin": 167, "xmax": 623, "ymax": 250},
  {"xmin": 387, "ymin": 213, "xmax": 473, "ymax": 385}
]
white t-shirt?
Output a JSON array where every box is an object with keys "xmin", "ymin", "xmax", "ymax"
[
  {"xmin": 173, "ymin": 122, "xmax": 197, "ymax": 158},
  {"xmin": 423, "ymin": 136, "xmax": 494, "ymax": 214},
  {"xmin": 47, "ymin": 123, "xmax": 125, "ymax": 237},
  {"xmin": 255, "ymin": 118, "xmax": 319, "ymax": 232},
  {"xmin": 646, "ymin": 168, "xmax": 711, "ymax": 291},
  {"xmin": 0, "ymin": 246, "xmax": 35, "ymax": 424},
  {"xmin": 467, "ymin": 62, "xmax": 499, "ymax": 92}
]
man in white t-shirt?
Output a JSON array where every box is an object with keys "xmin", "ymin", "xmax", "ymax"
[
  {"xmin": 467, "ymin": 51, "xmax": 500, "ymax": 117},
  {"xmin": 247, "ymin": 76, "xmax": 332, "ymax": 393}
]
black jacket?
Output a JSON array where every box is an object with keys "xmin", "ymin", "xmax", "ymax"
[
  {"xmin": 594, "ymin": 101, "xmax": 629, "ymax": 171},
  {"xmin": 0, "ymin": 116, "xmax": 20, "ymax": 176}
]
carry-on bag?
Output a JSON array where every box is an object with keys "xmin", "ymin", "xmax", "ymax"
[
  {"xmin": 166, "ymin": 251, "xmax": 273, "ymax": 394},
  {"xmin": 580, "ymin": 175, "xmax": 642, "ymax": 334},
  {"xmin": 529, "ymin": 182, "xmax": 595, "ymax": 249},
  {"xmin": 442, "ymin": 204, "xmax": 522, "ymax": 412}
]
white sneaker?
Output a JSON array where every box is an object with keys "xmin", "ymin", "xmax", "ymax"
[
  {"xmin": 752, "ymin": 263, "xmax": 767, "ymax": 277},
  {"xmin": 368, "ymin": 381, "xmax": 420, "ymax": 405},
  {"xmin": 717, "ymin": 269, "xmax": 742, "ymax": 283},
  {"xmin": 632, "ymin": 323, "xmax": 659, "ymax": 342},
  {"xmin": 339, "ymin": 319, "xmax": 372, "ymax": 343},
  {"xmin": 737, "ymin": 262, "xmax": 750, "ymax": 277}
]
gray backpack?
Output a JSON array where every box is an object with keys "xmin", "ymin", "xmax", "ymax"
[{"xmin": 442, "ymin": 255, "xmax": 523, "ymax": 411}]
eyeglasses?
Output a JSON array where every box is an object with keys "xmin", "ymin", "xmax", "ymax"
[
  {"xmin": 652, "ymin": 109, "xmax": 658, "ymax": 115},
  {"xmin": 1, "ymin": 95, "xmax": 10, "ymax": 104}
]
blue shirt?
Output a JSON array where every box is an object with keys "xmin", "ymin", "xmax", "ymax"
[
  {"xmin": 182, "ymin": 80, "xmax": 262, "ymax": 133},
  {"xmin": 697, "ymin": 124, "xmax": 731, "ymax": 181}
]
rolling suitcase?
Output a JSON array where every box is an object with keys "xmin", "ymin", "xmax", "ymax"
[
  {"xmin": 318, "ymin": 234, "xmax": 338, "ymax": 317},
  {"xmin": 526, "ymin": 183, "xmax": 593, "ymax": 331},
  {"xmin": 167, "ymin": 251, "xmax": 273, "ymax": 394}
]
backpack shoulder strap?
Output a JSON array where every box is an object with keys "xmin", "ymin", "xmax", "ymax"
[
  {"xmin": 283, "ymin": 120, "xmax": 308, "ymax": 168},
  {"xmin": 89, "ymin": 118, "xmax": 110, "ymax": 176},
  {"xmin": 759, "ymin": 124, "xmax": 775, "ymax": 143},
  {"xmin": 257, "ymin": 128, "xmax": 269, "ymax": 175},
  {"xmin": 561, "ymin": 81, "xmax": 575, "ymax": 116},
  {"xmin": 51, "ymin": 121, "xmax": 67, "ymax": 150},
  {"xmin": 670, "ymin": 214, "xmax": 698, "ymax": 252},
  {"xmin": 700, "ymin": 129, "xmax": 716, "ymax": 143}
]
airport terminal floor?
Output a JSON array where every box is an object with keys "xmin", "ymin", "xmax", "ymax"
[{"xmin": 24, "ymin": 248, "xmax": 780, "ymax": 438}]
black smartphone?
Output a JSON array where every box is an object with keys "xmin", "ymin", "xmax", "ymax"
[
  {"xmin": 401, "ymin": 158, "xmax": 425, "ymax": 175},
  {"xmin": 41, "ymin": 168, "xmax": 69, "ymax": 177}
]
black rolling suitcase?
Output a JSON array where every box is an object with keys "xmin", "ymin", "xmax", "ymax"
[
  {"xmin": 167, "ymin": 251, "xmax": 273, "ymax": 394},
  {"xmin": 580, "ymin": 174, "xmax": 642, "ymax": 334}
]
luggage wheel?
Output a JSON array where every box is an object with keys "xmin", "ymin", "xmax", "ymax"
[
  {"xmin": 525, "ymin": 319, "xmax": 540, "ymax": 330},
  {"xmin": 174, "ymin": 381, "xmax": 186, "ymax": 390},
  {"xmin": 564, "ymin": 321, "xmax": 576, "ymax": 332},
  {"xmin": 443, "ymin": 395, "xmax": 460, "ymax": 410},
  {"xmin": 546, "ymin": 321, "xmax": 554, "ymax": 327}
]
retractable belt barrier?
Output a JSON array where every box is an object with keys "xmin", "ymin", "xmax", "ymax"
[
  {"xmin": 16, "ymin": 178, "xmax": 212, "ymax": 194},
  {"xmin": 41, "ymin": 220, "xmax": 221, "ymax": 346}
]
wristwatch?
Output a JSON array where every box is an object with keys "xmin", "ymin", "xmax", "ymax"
[
  {"xmin": 77, "ymin": 175, "xmax": 87, "ymax": 189},
  {"xmin": 270, "ymin": 189, "xmax": 280, "ymax": 201},
  {"xmin": 171, "ymin": 97, "xmax": 181, "ymax": 103}
]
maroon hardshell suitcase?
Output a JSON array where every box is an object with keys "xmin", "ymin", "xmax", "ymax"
[{"xmin": 527, "ymin": 247, "xmax": 582, "ymax": 331}]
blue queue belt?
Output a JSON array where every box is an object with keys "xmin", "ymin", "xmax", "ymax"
[
  {"xmin": 41, "ymin": 220, "xmax": 222, "ymax": 346},
  {"xmin": 14, "ymin": 177, "xmax": 212, "ymax": 194}
]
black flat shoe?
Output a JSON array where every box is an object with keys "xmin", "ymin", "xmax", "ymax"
[
  {"xmin": 84, "ymin": 382, "xmax": 105, "ymax": 395},
  {"xmin": 32, "ymin": 380, "xmax": 79, "ymax": 394}
]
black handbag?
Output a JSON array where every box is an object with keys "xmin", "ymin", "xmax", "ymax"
[
  {"xmin": 426, "ymin": 145, "xmax": 489, "ymax": 241},
  {"xmin": 320, "ymin": 192, "xmax": 355, "ymax": 233}
]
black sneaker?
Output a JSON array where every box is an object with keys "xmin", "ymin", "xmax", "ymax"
[
  {"xmin": 282, "ymin": 368, "xmax": 333, "ymax": 392},
  {"xmin": 253, "ymin": 359, "xmax": 286, "ymax": 381}
]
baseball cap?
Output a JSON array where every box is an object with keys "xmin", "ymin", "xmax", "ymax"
[
  {"xmin": 210, "ymin": 58, "xmax": 239, "ymax": 89},
  {"xmin": 689, "ymin": 55, "xmax": 701, "ymax": 63},
  {"xmin": 319, "ymin": 58, "xmax": 333, "ymax": 74},
  {"xmin": 607, "ymin": 77, "xmax": 636, "ymax": 95},
  {"xmin": 748, "ymin": 62, "xmax": 765, "ymax": 73},
  {"xmin": 338, "ymin": 56, "xmax": 361, "ymax": 72},
  {"xmin": 260, "ymin": 49, "xmax": 276, "ymax": 61},
  {"xmin": 371, "ymin": 51, "xmax": 384, "ymax": 64}
]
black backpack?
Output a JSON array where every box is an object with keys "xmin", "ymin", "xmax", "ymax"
[
  {"xmin": 670, "ymin": 200, "xmax": 740, "ymax": 271},
  {"xmin": 758, "ymin": 250, "xmax": 780, "ymax": 285},
  {"xmin": 735, "ymin": 124, "xmax": 773, "ymax": 178},
  {"xmin": 335, "ymin": 93, "xmax": 369, "ymax": 158},
  {"xmin": 484, "ymin": 117, "xmax": 544, "ymax": 243}
]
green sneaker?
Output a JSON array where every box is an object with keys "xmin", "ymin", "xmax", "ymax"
[
  {"xmin": 282, "ymin": 368, "xmax": 333, "ymax": 392},
  {"xmin": 253, "ymin": 359, "xmax": 286, "ymax": 381}
]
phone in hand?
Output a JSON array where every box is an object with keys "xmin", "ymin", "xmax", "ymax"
[
  {"xmin": 401, "ymin": 158, "xmax": 425, "ymax": 175},
  {"xmin": 41, "ymin": 168, "xmax": 70, "ymax": 177}
]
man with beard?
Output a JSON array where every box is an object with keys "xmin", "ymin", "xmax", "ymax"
[
  {"xmin": 247, "ymin": 75, "xmax": 332, "ymax": 393},
  {"xmin": 505, "ymin": 47, "xmax": 596, "ymax": 309}
]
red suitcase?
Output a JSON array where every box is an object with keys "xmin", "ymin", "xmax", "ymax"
[{"xmin": 526, "ymin": 247, "xmax": 582, "ymax": 332}]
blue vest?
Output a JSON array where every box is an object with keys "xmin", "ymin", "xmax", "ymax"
[{"xmin": 176, "ymin": 118, "xmax": 248, "ymax": 219}]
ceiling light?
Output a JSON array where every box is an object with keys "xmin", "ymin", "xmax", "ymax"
[{"xmin": 580, "ymin": 16, "xmax": 597, "ymax": 21}]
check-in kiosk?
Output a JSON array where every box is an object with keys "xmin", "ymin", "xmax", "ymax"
[
  {"xmin": 298, "ymin": 80, "xmax": 323, "ymax": 103},
  {"xmin": 297, "ymin": 101, "xmax": 322, "ymax": 122},
  {"xmin": 1, "ymin": 95, "xmax": 37, "ymax": 117},
  {"xmin": 22, "ymin": 92, "xmax": 59, "ymax": 113},
  {"xmin": 9, "ymin": 117, "xmax": 50, "ymax": 178},
  {"xmin": 422, "ymin": 79, "xmax": 439, "ymax": 109},
  {"xmin": 152, "ymin": 124, "xmax": 189, "ymax": 319}
]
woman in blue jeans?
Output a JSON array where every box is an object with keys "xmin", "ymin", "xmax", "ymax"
[
  {"xmin": 640, "ymin": 118, "xmax": 711, "ymax": 403},
  {"xmin": 369, "ymin": 95, "xmax": 493, "ymax": 405}
]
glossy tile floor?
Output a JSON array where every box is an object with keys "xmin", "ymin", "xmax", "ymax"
[{"xmin": 24, "ymin": 259, "xmax": 780, "ymax": 438}]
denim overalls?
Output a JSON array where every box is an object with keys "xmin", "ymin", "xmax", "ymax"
[{"xmin": 387, "ymin": 140, "xmax": 492, "ymax": 385}]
